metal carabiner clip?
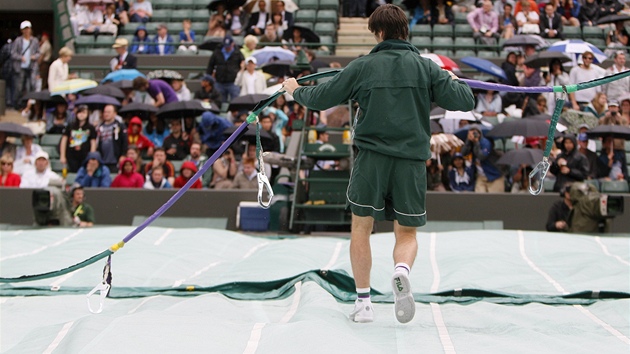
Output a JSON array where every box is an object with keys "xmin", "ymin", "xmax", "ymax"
[
  {"xmin": 528, "ymin": 157, "xmax": 550, "ymax": 195},
  {"xmin": 86, "ymin": 282, "xmax": 110, "ymax": 314},
  {"xmin": 257, "ymin": 172, "xmax": 274, "ymax": 209}
]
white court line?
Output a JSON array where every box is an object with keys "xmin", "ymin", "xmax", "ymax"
[
  {"xmin": 42, "ymin": 321, "xmax": 74, "ymax": 354},
  {"xmin": 594, "ymin": 236, "xmax": 630, "ymax": 266},
  {"xmin": 517, "ymin": 230, "xmax": 630, "ymax": 345},
  {"xmin": 50, "ymin": 269, "xmax": 83, "ymax": 290},
  {"xmin": 0, "ymin": 298, "xmax": 8, "ymax": 304},
  {"xmin": 429, "ymin": 232, "xmax": 456, "ymax": 354},
  {"xmin": 128, "ymin": 296, "xmax": 159, "ymax": 314},
  {"xmin": 242, "ymin": 242, "xmax": 269, "ymax": 259},
  {"xmin": 279, "ymin": 282, "xmax": 302, "ymax": 323},
  {"xmin": 153, "ymin": 228, "xmax": 174, "ymax": 246},
  {"xmin": 0, "ymin": 229, "xmax": 84, "ymax": 262},
  {"xmin": 322, "ymin": 242, "xmax": 343, "ymax": 270},
  {"xmin": 172, "ymin": 261, "xmax": 222, "ymax": 287},
  {"xmin": 242, "ymin": 322, "xmax": 266, "ymax": 354}
]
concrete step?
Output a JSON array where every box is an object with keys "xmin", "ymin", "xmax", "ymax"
[
  {"xmin": 339, "ymin": 17, "xmax": 369, "ymax": 24},
  {"xmin": 335, "ymin": 48, "xmax": 373, "ymax": 57},
  {"xmin": 337, "ymin": 36, "xmax": 377, "ymax": 45},
  {"xmin": 338, "ymin": 29, "xmax": 371, "ymax": 36},
  {"xmin": 338, "ymin": 23, "xmax": 369, "ymax": 31}
]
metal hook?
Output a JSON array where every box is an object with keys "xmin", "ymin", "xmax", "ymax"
[
  {"xmin": 86, "ymin": 282, "xmax": 110, "ymax": 314},
  {"xmin": 528, "ymin": 157, "xmax": 550, "ymax": 195},
  {"xmin": 257, "ymin": 172, "xmax": 274, "ymax": 209}
]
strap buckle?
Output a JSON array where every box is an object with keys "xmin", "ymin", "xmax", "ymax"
[
  {"xmin": 257, "ymin": 172, "xmax": 274, "ymax": 209},
  {"xmin": 528, "ymin": 157, "xmax": 550, "ymax": 195},
  {"xmin": 86, "ymin": 281, "xmax": 110, "ymax": 314}
]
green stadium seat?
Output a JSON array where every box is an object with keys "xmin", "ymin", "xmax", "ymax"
[
  {"xmin": 317, "ymin": 9, "xmax": 338, "ymax": 23},
  {"xmin": 493, "ymin": 138, "xmax": 504, "ymax": 151},
  {"xmin": 298, "ymin": 0, "xmax": 319, "ymax": 10},
  {"xmin": 90, "ymin": 48, "xmax": 116, "ymax": 55},
  {"xmin": 197, "ymin": 49, "xmax": 213, "ymax": 56},
  {"xmin": 191, "ymin": 22, "xmax": 207, "ymax": 33},
  {"xmin": 454, "ymin": 12, "xmax": 468, "ymax": 24},
  {"xmin": 74, "ymin": 36, "xmax": 94, "ymax": 53},
  {"xmin": 42, "ymin": 146, "xmax": 60, "ymax": 159},
  {"xmin": 563, "ymin": 26, "xmax": 581, "ymax": 39},
  {"xmin": 168, "ymin": 22, "xmax": 185, "ymax": 33},
  {"xmin": 296, "ymin": 9, "xmax": 317, "ymax": 23},
  {"xmin": 151, "ymin": 0, "xmax": 175, "ymax": 9},
  {"xmin": 65, "ymin": 172, "xmax": 77, "ymax": 185},
  {"xmin": 318, "ymin": 0, "xmax": 339, "ymax": 10},
  {"xmin": 77, "ymin": 72, "xmax": 96, "ymax": 80},
  {"xmin": 95, "ymin": 35, "xmax": 116, "ymax": 47},
  {"xmin": 600, "ymin": 180, "xmax": 629, "ymax": 193},
  {"xmin": 294, "ymin": 22, "xmax": 314, "ymax": 30},
  {"xmin": 176, "ymin": 49, "xmax": 197, "ymax": 55},
  {"xmin": 314, "ymin": 22, "xmax": 336, "ymax": 36},
  {"xmin": 477, "ymin": 50, "xmax": 499, "ymax": 58},
  {"xmin": 433, "ymin": 49, "xmax": 454, "ymax": 56},
  {"xmin": 319, "ymin": 35, "xmax": 333, "ymax": 45},
  {"xmin": 152, "ymin": 9, "xmax": 171, "ymax": 22},
  {"xmin": 170, "ymin": 10, "xmax": 192, "ymax": 22},
  {"xmin": 191, "ymin": 11, "xmax": 209, "ymax": 22},
  {"xmin": 455, "ymin": 49, "xmax": 476, "ymax": 57},
  {"xmin": 176, "ymin": 0, "xmax": 194, "ymax": 9},
  {"xmin": 589, "ymin": 38, "xmax": 606, "ymax": 49},
  {"xmin": 504, "ymin": 140, "xmax": 523, "ymax": 151},
  {"xmin": 595, "ymin": 138, "xmax": 602, "ymax": 152},
  {"xmin": 582, "ymin": 26, "xmax": 603, "ymax": 39},
  {"xmin": 454, "ymin": 24, "xmax": 473, "ymax": 37},
  {"xmin": 432, "ymin": 24, "xmax": 453, "ymax": 38},
  {"xmin": 584, "ymin": 179, "xmax": 600, "ymax": 191},
  {"xmin": 121, "ymin": 22, "xmax": 141, "ymax": 35},
  {"xmin": 543, "ymin": 177, "xmax": 555, "ymax": 192},
  {"xmin": 40, "ymin": 134, "xmax": 62, "ymax": 147},
  {"xmin": 144, "ymin": 23, "xmax": 160, "ymax": 32},
  {"xmin": 50, "ymin": 159, "xmax": 64, "ymax": 172},
  {"xmin": 625, "ymin": 140, "xmax": 630, "ymax": 151},
  {"xmin": 118, "ymin": 34, "xmax": 135, "ymax": 43},
  {"xmin": 411, "ymin": 36, "xmax": 431, "ymax": 50},
  {"xmin": 193, "ymin": 0, "xmax": 208, "ymax": 9},
  {"xmin": 454, "ymin": 37, "xmax": 476, "ymax": 50},
  {"xmin": 432, "ymin": 37, "xmax": 453, "ymax": 50},
  {"xmin": 171, "ymin": 160, "xmax": 184, "ymax": 172},
  {"xmin": 411, "ymin": 24, "xmax": 431, "ymax": 38}
]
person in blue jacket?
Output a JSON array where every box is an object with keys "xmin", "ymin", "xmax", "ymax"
[
  {"xmin": 130, "ymin": 26, "xmax": 152, "ymax": 54},
  {"xmin": 74, "ymin": 151, "xmax": 112, "ymax": 188},
  {"xmin": 198, "ymin": 111, "xmax": 233, "ymax": 156},
  {"xmin": 150, "ymin": 23, "xmax": 176, "ymax": 55},
  {"xmin": 448, "ymin": 152, "xmax": 476, "ymax": 192}
]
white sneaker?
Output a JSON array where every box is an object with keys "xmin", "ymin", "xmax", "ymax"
[
  {"xmin": 349, "ymin": 298, "xmax": 374, "ymax": 323},
  {"xmin": 392, "ymin": 271, "xmax": 415, "ymax": 323}
]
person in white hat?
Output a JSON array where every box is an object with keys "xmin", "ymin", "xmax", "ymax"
[
  {"xmin": 19, "ymin": 151, "xmax": 63, "ymax": 189},
  {"xmin": 234, "ymin": 56, "xmax": 267, "ymax": 96},
  {"xmin": 110, "ymin": 38, "xmax": 137, "ymax": 72},
  {"xmin": 11, "ymin": 20, "xmax": 40, "ymax": 109}
]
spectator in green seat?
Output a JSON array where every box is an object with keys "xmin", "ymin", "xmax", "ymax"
[
  {"xmin": 129, "ymin": 0, "xmax": 153, "ymax": 23},
  {"xmin": 130, "ymin": 26, "xmax": 152, "ymax": 55},
  {"xmin": 151, "ymin": 23, "xmax": 176, "ymax": 55}
]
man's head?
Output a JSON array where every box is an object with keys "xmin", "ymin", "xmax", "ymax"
[
  {"xmin": 183, "ymin": 18, "xmax": 191, "ymax": 29},
  {"xmin": 151, "ymin": 165, "xmax": 165, "ymax": 183},
  {"xmin": 102, "ymin": 104, "xmax": 117, "ymax": 123},
  {"xmin": 608, "ymin": 99, "xmax": 619, "ymax": 113},
  {"xmin": 482, "ymin": 0, "xmax": 493, "ymax": 13},
  {"xmin": 34, "ymin": 151, "xmax": 49, "ymax": 173},
  {"xmin": 259, "ymin": 115, "xmax": 273, "ymax": 132},
  {"xmin": 614, "ymin": 51, "xmax": 626, "ymax": 67},
  {"xmin": 524, "ymin": 45, "xmax": 536, "ymax": 57},
  {"xmin": 86, "ymin": 153, "xmax": 101, "ymax": 170},
  {"xmin": 21, "ymin": 135, "xmax": 34, "ymax": 147},
  {"xmin": 242, "ymin": 157, "xmax": 256, "ymax": 176},
  {"xmin": 563, "ymin": 135, "xmax": 576, "ymax": 153},
  {"xmin": 153, "ymin": 147, "xmax": 167, "ymax": 163},
  {"xmin": 113, "ymin": 38, "xmax": 128, "ymax": 55},
  {"xmin": 275, "ymin": 0, "xmax": 285, "ymax": 12},
  {"xmin": 71, "ymin": 185, "xmax": 85, "ymax": 204},
  {"xmin": 169, "ymin": 119, "xmax": 182, "ymax": 134},
  {"xmin": 223, "ymin": 36, "xmax": 235, "ymax": 51},
  {"xmin": 133, "ymin": 77, "xmax": 150, "ymax": 92},
  {"xmin": 368, "ymin": 4, "xmax": 409, "ymax": 41},
  {"xmin": 504, "ymin": 3, "xmax": 513, "ymax": 15},
  {"xmin": 190, "ymin": 142, "xmax": 201, "ymax": 158},
  {"xmin": 577, "ymin": 133, "xmax": 589, "ymax": 150},
  {"xmin": 20, "ymin": 20, "xmax": 32, "ymax": 37},
  {"xmin": 200, "ymin": 75, "xmax": 214, "ymax": 90},
  {"xmin": 316, "ymin": 129, "xmax": 329, "ymax": 142},
  {"xmin": 544, "ymin": 3, "xmax": 555, "ymax": 16},
  {"xmin": 581, "ymin": 51, "xmax": 594, "ymax": 68},
  {"xmin": 157, "ymin": 24, "xmax": 168, "ymax": 38},
  {"xmin": 264, "ymin": 23, "xmax": 277, "ymax": 38},
  {"xmin": 258, "ymin": 0, "xmax": 267, "ymax": 11},
  {"xmin": 245, "ymin": 56, "xmax": 257, "ymax": 72}
]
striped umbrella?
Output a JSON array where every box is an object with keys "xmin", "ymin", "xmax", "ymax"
[
  {"xmin": 420, "ymin": 53, "xmax": 461, "ymax": 74},
  {"xmin": 50, "ymin": 79, "xmax": 98, "ymax": 96},
  {"xmin": 546, "ymin": 40, "xmax": 607, "ymax": 64}
]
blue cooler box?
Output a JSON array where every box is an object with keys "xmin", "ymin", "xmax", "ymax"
[{"xmin": 237, "ymin": 202, "xmax": 270, "ymax": 231}]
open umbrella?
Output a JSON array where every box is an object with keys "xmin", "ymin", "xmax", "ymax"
[
  {"xmin": 119, "ymin": 102, "xmax": 159, "ymax": 116},
  {"xmin": 75, "ymin": 94, "xmax": 122, "ymax": 107},
  {"xmin": 22, "ymin": 90, "xmax": 52, "ymax": 102},
  {"xmin": 107, "ymin": 80, "xmax": 134, "ymax": 90},
  {"xmin": 78, "ymin": 0, "xmax": 113, "ymax": 3},
  {"xmin": 228, "ymin": 94, "xmax": 269, "ymax": 111},
  {"xmin": 199, "ymin": 37, "xmax": 224, "ymax": 51},
  {"xmin": 454, "ymin": 124, "xmax": 491, "ymax": 141},
  {"xmin": 596, "ymin": 14, "xmax": 630, "ymax": 25},
  {"xmin": 252, "ymin": 47, "xmax": 296, "ymax": 66},
  {"xmin": 50, "ymin": 79, "xmax": 98, "ymax": 96},
  {"xmin": 223, "ymin": 124, "xmax": 273, "ymax": 143},
  {"xmin": 460, "ymin": 56, "xmax": 507, "ymax": 81},
  {"xmin": 262, "ymin": 83, "xmax": 294, "ymax": 101},
  {"xmin": 502, "ymin": 35, "xmax": 548, "ymax": 49},
  {"xmin": 586, "ymin": 125, "xmax": 630, "ymax": 140},
  {"xmin": 546, "ymin": 39, "xmax": 607, "ymax": 64},
  {"xmin": 486, "ymin": 119, "xmax": 550, "ymax": 138},
  {"xmin": 497, "ymin": 148, "xmax": 544, "ymax": 166},
  {"xmin": 430, "ymin": 107, "xmax": 481, "ymax": 121},
  {"xmin": 260, "ymin": 60, "xmax": 293, "ymax": 77},
  {"xmin": 420, "ymin": 53, "xmax": 460, "ymax": 73},
  {"xmin": 146, "ymin": 69, "xmax": 184, "ymax": 81},
  {"xmin": 283, "ymin": 25, "xmax": 320, "ymax": 43},
  {"xmin": 244, "ymin": 0, "xmax": 298, "ymax": 13},
  {"xmin": 0, "ymin": 122, "xmax": 36, "ymax": 137},
  {"xmin": 157, "ymin": 100, "xmax": 208, "ymax": 119},
  {"xmin": 101, "ymin": 69, "xmax": 145, "ymax": 83},
  {"xmin": 430, "ymin": 133, "xmax": 463, "ymax": 153},
  {"xmin": 430, "ymin": 120, "xmax": 443, "ymax": 134},
  {"xmin": 83, "ymin": 85, "xmax": 125, "ymax": 99},
  {"xmin": 523, "ymin": 51, "xmax": 572, "ymax": 68}
]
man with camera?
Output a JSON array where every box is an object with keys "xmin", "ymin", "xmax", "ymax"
[
  {"xmin": 549, "ymin": 134, "xmax": 589, "ymax": 192},
  {"xmin": 546, "ymin": 183, "xmax": 573, "ymax": 232},
  {"xmin": 461, "ymin": 125, "xmax": 505, "ymax": 193}
]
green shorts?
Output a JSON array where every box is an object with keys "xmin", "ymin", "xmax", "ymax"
[{"xmin": 346, "ymin": 149, "xmax": 427, "ymax": 227}]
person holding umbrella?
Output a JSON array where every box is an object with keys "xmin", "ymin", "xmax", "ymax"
[
  {"xmin": 235, "ymin": 56, "xmax": 267, "ymax": 96},
  {"xmin": 48, "ymin": 47, "xmax": 74, "ymax": 91},
  {"xmin": 578, "ymin": 0, "xmax": 599, "ymax": 27},
  {"xmin": 133, "ymin": 76, "xmax": 179, "ymax": 107},
  {"xmin": 544, "ymin": 57, "xmax": 570, "ymax": 114},
  {"xmin": 569, "ymin": 51, "xmax": 605, "ymax": 110},
  {"xmin": 245, "ymin": 0, "xmax": 271, "ymax": 35},
  {"xmin": 162, "ymin": 119, "xmax": 191, "ymax": 160},
  {"xmin": 597, "ymin": 135, "xmax": 628, "ymax": 181},
  {"xmin": 194, "ymin": 75, "xmax": 223, "ymax": 107}
]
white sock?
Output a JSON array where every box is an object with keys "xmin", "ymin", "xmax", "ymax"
[
  {"xmin": 356, "ymin": 287, "xmax": 371, "ymax": 300},
  {"xmin": 395, "ymin": 263, "xmax": 410, "ymax": 276}
]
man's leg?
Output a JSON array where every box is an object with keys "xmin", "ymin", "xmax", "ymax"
[
  {"xmin": 227, "ymin": 83, "xmax": 240, "ymax": 103},
  {"xmin": 391, "ymin": 220, "xmax": 417, "ymax": 323},
  {"xmin": 348, "ymin": 214, "xmax": 374, "ymax": 323},
  {"xmin": 393, "ymin": 221, "xmax": 417, "ymax": 266},
  {"xmin": 13, "ymin": 69, "xmax": 25, "ymax": 109}
]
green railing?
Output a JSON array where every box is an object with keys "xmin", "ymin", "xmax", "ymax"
[{"xmin": 51, "ymin": 0, "xmax": 74, "ymax": 49}]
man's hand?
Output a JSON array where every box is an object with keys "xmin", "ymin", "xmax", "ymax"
[
  {"xmin": 282, "ymin": 78, "xmax": 300, "ymax": 95},
  {"xmin": 166, "ymin": 147, "xmax": 177, "ymax": 155},
  {"xmin": 555, "ymin": 220, "xmax": 567, "ymax": 230}
]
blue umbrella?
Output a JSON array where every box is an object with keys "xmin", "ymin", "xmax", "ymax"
[
  {"xmin": 251, "ymin": 46, "xmax": 296, "ymax": 65},
  {"xmin": 75, "ymin": 94, "xmax": 121, "ymax": 107},
  {"xmin": 546, "ymin": 40, "xmax": 607, "ymax": 64},
  {"xmin": 101, "ymin": 69, "xmax": 145, "ymax": 83},
  {"xmin": 460, "ymin": 57, "xmax": 507, "ymax": 81},
  {"xmin": 454, "ymin": 124, "xmax": 492, "ymax": 141}
]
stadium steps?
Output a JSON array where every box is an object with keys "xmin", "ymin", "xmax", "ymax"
[{"xmin": 336, "ymin": 17, "xmax": 374, "ymax": 57}]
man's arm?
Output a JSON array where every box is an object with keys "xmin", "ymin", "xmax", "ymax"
[
  {"xmin": 285, "ymin": 68, "xmax": 357, "ymax": 111},
  {"xmin": 466, "ymin": 9, "xmax": 479, "ymax": 31},
  {"xmin": 429, "ymin": 64, "xmax": 475, "ymax": 112}
]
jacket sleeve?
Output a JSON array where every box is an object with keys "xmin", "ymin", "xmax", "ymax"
[
  {"xmin": 101, "ymin": 167, "xmax": 112, "ymax": 187},
  {"xmin": 568, "ymin": 155, "xmax": 588, "ymax": 181},
  {"xmin": 206, "ymin": 50, "xmax": 217, "ymax": 75},
  {"xmin": 292, "ymin": 68, "xmax": 357, "ymax": 111},
  {"xmin": 75, "ymin": 167, "xmax": 89, "ymax": 186},
  {"xmin": 429, "ymin": 63, "xmax": 475, "ymax": 112}
]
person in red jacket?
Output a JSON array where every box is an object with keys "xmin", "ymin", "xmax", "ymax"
[
  {"xmin": 173, "ymin": 160, "xmax": 202, "ymax": 189},
  {"xmin": 111, "ymin": 157, "xmax": 144, "ymax": 188},
  {"xmin": 0, "ymin": 154, "xmax": 21, "ymax": 187},
  {"xmin": 127, "ymin": 116, "xmax": 154, "ymax": 157}
]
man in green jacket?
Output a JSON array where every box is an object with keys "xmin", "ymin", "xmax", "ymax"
[{"xmin": 283, "ymin": 4, "xmax": 475, "ymax": 323}]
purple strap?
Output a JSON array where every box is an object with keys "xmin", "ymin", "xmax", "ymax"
[{"xmin": 460, "ymin": 79, "xmax": 554, "ymax": 93}]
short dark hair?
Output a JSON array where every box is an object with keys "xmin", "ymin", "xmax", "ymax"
[
  {"xmin": 368, "ymin": 4, "xmax": 409, "ymax": 41},
  {"xmin": 133, "ymin": 77, "xmax": 149, "ymax": 91}
]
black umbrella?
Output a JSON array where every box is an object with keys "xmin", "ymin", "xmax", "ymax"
[
  {"xmin": 223, "ymin": 124, "xmax": 273, "ymax": 143},
  {"xmin": 207, "ymin": 0, "xmax": 227, "ymax": 11},
  {"xmin": 199, "ymin": 37, "xmax": 224, "ymax": 51},
  {"xmin": 430, "ymin": 120, "xmax": 443, "ymax": 134},
  {"xmin": 283, "ymin": 25, "xmax": 320, "ymax": 43},
  {"xmin": 0, "ymin": 122, "xmax": 36, "ymax": 137},
  {"xmin": 596, "ymin": 14, "xmax": 630, "ymax": 25},
  {"xmin": 22, "ymin": 90, "xmax": 52, "ymax": 102},
  {"xmin": 486, "ymin": 119, "xmax": 550, "ymax": 138},
  {"xmin": 261, "ymin": 60, "xmax": 293, "ymax": 77},
  {"xmin": 146, "ymin": 69, "xmax": 184, "ymax": 81},
  {"xmin": 75, "ymin": 94, "xmax": 121, "ymax": 107},
  {"xmin": 108, "ymin": 80, "xmax": 134, "ymax": 90},
  {"xmin": 586, "ymin": 125, "xmax": 630, "ymax": 140},
  {"xmin": 157, "ymin": 100, "xmax": 208, "ymax": 119},
  {"xmin": 497, "ymin": 148, "xmax": 544, "ymax": 166},
  {"xmin": 502, "ymin": 35, "xmax": 548, "ymax": 49},
  {"xmin": 119, "ymin": 102, "xmax": 159, "ymax": 116},
  {"xmin": 524, "ymin": 51, "xmax": 572, "ymax": 68},
  {"xmin": 83, "ymin": 85, "xmax": 126, "ymax": 99},
  {"xmin": 228, "ymin": 94, "xmax": 268, "ymax": 112}
]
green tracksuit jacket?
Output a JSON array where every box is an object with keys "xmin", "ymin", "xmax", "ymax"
[{"xmin": 292, "ymin": 39, "xmax": 475, "ymax": 161}]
